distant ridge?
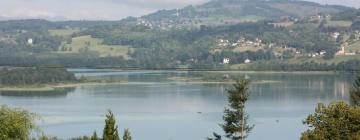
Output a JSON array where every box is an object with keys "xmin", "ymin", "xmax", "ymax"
[{"xmin": 134, "ymin": 0, "xmax": 352, "ymax": 26}]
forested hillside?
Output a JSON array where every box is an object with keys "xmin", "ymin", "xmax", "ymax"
[
  {"xmin": 0, "ymin": 0, "xmax": 360, "ymax": 70},
  {"xmin": 136, "ymin": 0, "xmax": 349, "ymax": 28}
]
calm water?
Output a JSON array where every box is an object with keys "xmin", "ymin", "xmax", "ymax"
[{"xmin": 0, "ymin": 70, "xmax": 355, "ymax": 140}]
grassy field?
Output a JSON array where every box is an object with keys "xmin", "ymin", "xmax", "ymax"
[
  {"xmin": 232, "ymin": 46, "xmax": 262, "ymax": 52},
  {"xmin": 325, "ymin": 20, "xmax": 352, "ymax": 27},
  {"xmin": 58, "ymin": 35, "xmax": 132, "ymax": 59},
  {"xmin": 49, "ymin": 28, "xmax": 81, "ymax": 37},
  {"xmin": 348, "ymin": 41, "xmax": 360, "ymax": 53}
]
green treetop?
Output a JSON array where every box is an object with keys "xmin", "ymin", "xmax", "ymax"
[
  {"xmin": 209, "ymin": 80, "xmax": 254, "ymax": 140},
  {"xmin": 301, "ymin": 102, "xmax": 360, "ymax": 140},
  {"xmin": 350, "ymin": 74, "xmax": 360, "ymax": 106},
  {"xmin": 123, "ymin": 128, "xmax": 132, "ymax": 140},
  {"xmin": 103, "ymin": 110, "xmax": 120, "ymax": 140}
]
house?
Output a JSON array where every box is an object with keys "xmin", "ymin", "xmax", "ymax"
[
  {"xmin": 27, "ymin": 38, "xmax": 33, "ymax": 45},
  {"xmin": 345, "ymin": 52, "xmax": 356, "ymax": 55},
  {"xmin": 244, "ymin": 59, "xmax": 251, "ymax": 64},
  {"xmin": 319, "ymin": 50, "xmax": 326, "ymax": 55},
  {"xmin": 246, "ymin": 41, "xmax": 254, "ymax": 45},
  {"xmin": 331, "ymin": 32, "xmax": 340, "ymax": 39},
  {"xmin": 223, "ymin": 58, "xmax": 230, "ymax": 64}
]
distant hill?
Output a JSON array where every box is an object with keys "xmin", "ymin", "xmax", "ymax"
[{"xmin": 135, "ymin": 0, "xmax": 351, "ymax": 27}]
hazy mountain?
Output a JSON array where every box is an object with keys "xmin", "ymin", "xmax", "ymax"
[{"xmin": 137, "ymin": 0, "xmax": 351, "ymax": 25}]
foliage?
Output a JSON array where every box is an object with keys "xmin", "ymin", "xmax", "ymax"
[
  {"xmin": 91, "ymin": 131, "xmax": 99, "ymax": 140},
  {"xmin": 39, "ymin": 135, "xmax": 60, "ymax": 140},
  {"xmin": 0, "ymin": 4, "xmax": 355, "ymax": 70},
  {"xmin": 103, "ymin": 110, "xmax": 120, "ymax": 140},
  {"xmin": 123, "ymin": 129, "xmax": 132, "ymax": 140},
  {"xmin": 350, "ymin": 74, "xmax": 360, "ymax": 106},
  {"xmin": 0, "ymin": 66, "xmax": 77, "ymax": 86},
  {"xmin": 221, "ymin": 80, "xmax": 254, "ymax": 140},
  {"xmin": 243, "ymin": 60, "xmax": 360, "ymax": 71},
  {"xmin": 300, "ymin": 102, "xmax": 360, "ymax": 140},
  {"xmin": 0, "ymin": 105, "xmax": 37, "ymax": 140},
  {"xmin": 210, "ymin": 80, "xmax": 254, "ymax": 140}
]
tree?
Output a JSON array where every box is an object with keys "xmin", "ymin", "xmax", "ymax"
[
  {"xmin": 103, "ymin": 110, "xmax": 120, "ymax": 140},
  {"xmin": 0, "ymin": 105, "xmax": 37, "ymax": 140},
  {"xmin": 123, "ymin": 129, "xmax": 132, "ymax": 140},
  {"xmin": 350, "ymin": 74, "xmax": 360, "ymax": 106},
  {"xmin": 91, "ymin": 131, "xmax": 98, "ymax": 140},
  {"xmin": 207, "ymin": 132, "xmax": 222, "ymax": 140},
  {"xmin": 222, "ymin": 80, "xmax": 254, "ymax": 140},
  {"xmin": 301, "ymin": 102, "xmax": 360, "ymax": 140},
  {"xmin": 210, "ymin": 80, "xmax": 254, "ymax": 140}
]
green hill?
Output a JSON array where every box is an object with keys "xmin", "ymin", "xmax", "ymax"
[{"xmin": 137, "ymin": 0, "xmax": 350, "ymax": 27}]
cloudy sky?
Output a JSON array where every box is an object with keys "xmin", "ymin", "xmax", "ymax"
[{"xmin": 0, "ymin": 0, "xmax": 359, "ymax": 21}]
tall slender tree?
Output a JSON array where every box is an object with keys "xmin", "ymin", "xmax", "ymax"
[
  {"xmin": 91, "ymin": 131, "xmax": 98, "ymax": 140},
  {"xmin": 123, "ymin": 129, "xmax": 132, "ymax": 140},
  {"xmin": 350, "ymin": 74, "xmax": 360, "ymax": 106},
  {"xmin": 221, "ymin": 80, "xmax": 254, "ymax": 140},
  {"xmin": 103, "ymin": 110, "xmax": 120, "ymax": 140}
]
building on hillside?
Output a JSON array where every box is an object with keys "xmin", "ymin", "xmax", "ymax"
[
  {"xmin": 244, "ymin": 59, "xmax": 251, "ymax": 64},
  {"xmin": 319, "ymin": 50, "xmax": 327, "ymax": 55},
  {"xmin": 331, "ymin": 32, "xmax": 340, "ymax": 40},
  {"xmin": 223, "ymin": 58, "xmax": 230, "ymax": 64},
  {"xmin": 345, "ymin": 52, "xmax": 356, "ymax": 55},
  {"xmin": 27, "ymin": 38, "xmax": 33, "ymax": 45}
]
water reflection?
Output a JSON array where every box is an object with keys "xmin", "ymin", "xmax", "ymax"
[{"xmin": 0, "ymin": 70, "xmax": 355, "ymax": 140}]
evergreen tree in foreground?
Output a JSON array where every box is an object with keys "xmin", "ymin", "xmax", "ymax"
[
  {"xmin": 123, "ymin": 128, "xmax": 132, "ymax": 140},
  {"xmin": 350, "ymin": 74, "xmax": 360, "ymax": 106},
  {"xmin": 91, "ymin": 131, "xmax": 98, "ymax": 140},
  {"xmin": 209, "ymin": 80, "xmax": 254, "ymax": 140},
  {"xmin": 103, "ymin": 110, "xmax": 120, "ymax": 140}
]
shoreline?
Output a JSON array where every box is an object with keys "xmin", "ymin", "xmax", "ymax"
[
  {"xmin": 0, "ymin": 82, "xmax": 127, "ymax": 92},
  {"xmin": 0, "ymin": 79, "xmax": 279, "ymax": 92}
]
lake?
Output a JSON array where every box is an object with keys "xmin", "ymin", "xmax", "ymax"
[{"xmin": 0, "ymin": 70, "xmax": 355, "ymax": 140}]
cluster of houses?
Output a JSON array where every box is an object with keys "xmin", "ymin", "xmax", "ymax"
[
  {"xmin": 330, "ymin": 30, "xmax": 360, "ymax": 41},
  {"xmin": 222, "ymin": 57, "xmax": 251, "ymax": 64},
  {"xmin": 217, "ymin": 37, "xmax": 263, "ymax": 48},
  {"xmin": 136, "ymin": 16, "xmax": 202, "ymax": 31},
  {"xmin": 307, "ymin": 50, "xmax": 327, "ymax": 58}
]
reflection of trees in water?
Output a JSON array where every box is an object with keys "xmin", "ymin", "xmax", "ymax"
[{"xmin": 0, "ymin": 87, "xmax": 75, "ymax": 98}]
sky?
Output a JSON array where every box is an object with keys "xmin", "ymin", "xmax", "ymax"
[{"xmin": 0, "ymin": 0, "xmax": 359, "ymax": 21}]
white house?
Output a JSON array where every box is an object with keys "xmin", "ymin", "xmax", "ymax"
[
  {"xmin": 27, "ymin": 38, "xmax": 33, "ymax": 45},
  {"xmin": 223, "ymin": 58, "xmax": 230, "ymax": 64},
  {"xmin": 331, "ymin": 32, "xmax": 340, "ymax": 39},
  {"xmin": 244, "ymin": 59, "xmax": 251, "ymax": 64},
  {"xmin": 319, "ymin": 50, "xmax": 326, "ymax": 55}
]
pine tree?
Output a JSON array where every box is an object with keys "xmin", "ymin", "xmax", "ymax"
[
  {"xmin": 221, "ymin": 80, "xmax": 254, "ymax": 140},
  {"xmin": 123, "ymin": 129, "xmax": 132, "ymax": 140},
  {"xmin": 350, "ymin": 74, "xmax": 360, "ymax": 106},
  {"xmin": 91, "ymin": 131, "xmax": 98, "ymax": 140},
  {"xmin": 103, "ymin": 110, "xmax": 120, "ymax": 140}
]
